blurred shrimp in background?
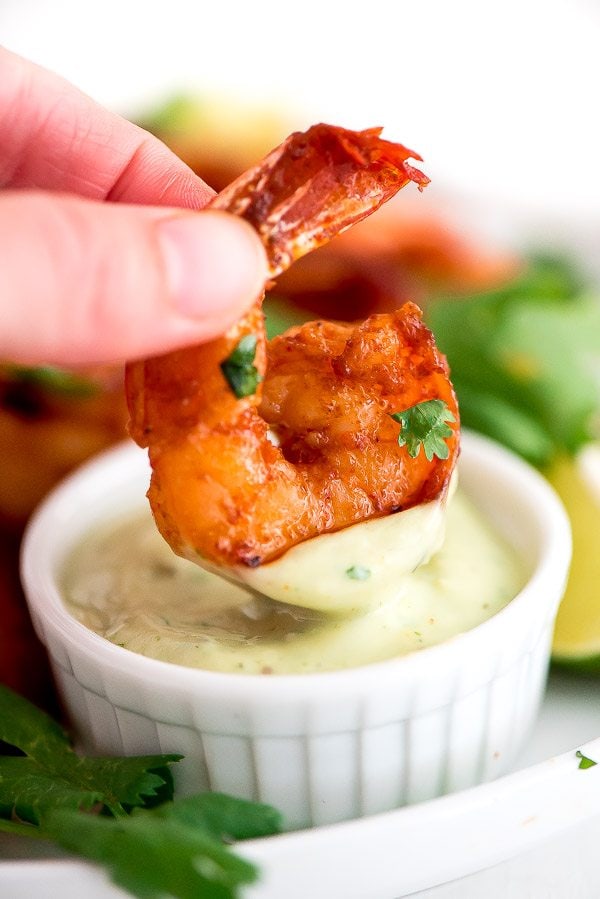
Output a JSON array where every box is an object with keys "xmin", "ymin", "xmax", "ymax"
[{"xmin": 0, "ymin": 0, "xmax": 599, "ymax": 703}]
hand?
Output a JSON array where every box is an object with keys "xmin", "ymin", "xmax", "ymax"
[{"xmin": 0, "ymin": 48, "xmax": 268, "ymax": 366}]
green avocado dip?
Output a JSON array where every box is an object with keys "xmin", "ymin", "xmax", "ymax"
[{"xmin": 61, "ymin": 487, "xmax": 524, "ymax": 675}]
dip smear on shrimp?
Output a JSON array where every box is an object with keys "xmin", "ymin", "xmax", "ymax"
[{"xmin": 126, "ymin": 124, "xmax": 459, "ymax": 571}]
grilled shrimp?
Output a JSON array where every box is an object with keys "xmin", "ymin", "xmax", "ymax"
[{"xmin": 126, "ymin": 124, "xmax": 459, "ymax": 568}]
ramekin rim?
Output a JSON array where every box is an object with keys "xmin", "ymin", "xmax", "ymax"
[{"xmin": 20, "ymin": 430, "xmax": 572, "ymax": 699}]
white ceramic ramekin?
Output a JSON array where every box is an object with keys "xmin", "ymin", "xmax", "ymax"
[{"xmin": 20, "ymin": 432, "xmax": 571, "ymax": 831}]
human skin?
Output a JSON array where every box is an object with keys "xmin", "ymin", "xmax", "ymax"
[{"xmin": 0, "ymin": 47, "xmax": 268, "ymax": 366}]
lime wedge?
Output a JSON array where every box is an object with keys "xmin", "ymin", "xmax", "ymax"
[{"xmin": 551, "ymin": 443, "xmax": 600, "ymax": 671}]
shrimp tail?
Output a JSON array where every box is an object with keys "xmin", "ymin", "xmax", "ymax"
[{"xmin": 211, "ymin": 123, "xmax": 430, "ymax": 277}]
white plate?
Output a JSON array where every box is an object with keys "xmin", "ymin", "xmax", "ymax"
[{"xmin": 2, "ymin": 670, "xmax": 600, "ymax": 898}]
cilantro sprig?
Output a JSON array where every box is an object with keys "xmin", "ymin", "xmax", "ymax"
[
  {"xmin": 220, "ymin": 335, "xmax": 262, "ymax": 398},
  {"xmin": 0, "ymin": 685, "xmax": 179, "ymax": 825},
  {"xmin": 426, "ymin": 254, "xmax": 600, "ymax": 467},
  {"xmin": 0, "ymin": 685, "xmax": 282, "ymax": 899},
  {"xmin": 391, "ymin": 399, "xmax": 456, "ymax": 461},
  {"xmin": 45, "ymin": 794, "xmax": 281, "ymax": 899}
]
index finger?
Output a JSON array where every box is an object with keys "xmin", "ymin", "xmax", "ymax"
[{"xmin": 0, "ymin": 47, "xmax": 215, "ymax": 208}]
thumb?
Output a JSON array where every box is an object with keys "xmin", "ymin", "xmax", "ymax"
[{"xmin": 0, "ymin": 190, "xmax": 268, "ymax": 366}]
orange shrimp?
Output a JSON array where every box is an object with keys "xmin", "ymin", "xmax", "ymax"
[{"xmin": 126, "ymin": 124, "xmax": 459, "ymax": 568}]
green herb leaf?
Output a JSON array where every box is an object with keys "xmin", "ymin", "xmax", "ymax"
[
  {"xmin": 4, "ymin": 365, "xmax": 99, "ymax": 397},
  {"xmin": 46, "ymin": 792, "xmax": 282, "ymax": 899},
  {"xmin": 163, "ymin": 792, "xmax": 282, "ymax": 841},
  {"xmin": 346, "ymin": 565, "xmax": 371, "ymax": 581},
  {"xmin": 391, "ymin": 399, "xmax": 456, "ymax": 461},
  {"xmin": 576, "ymin": 750, "xmax": 598, "ymax": 769},
  {"xmin": 448, "ymin": 379, "xmax": 554, "ymax": 469},
  {"xmin": 0, "ymin": 686, "xmax": 282, "ymax": 898},
  {"xmin": 220, "ymin": 335, "xmax": 262, "ymax": 398},
  {"xmin": 0, "ymin": 684, "xmax": 180, "ymax": 826},
  {"xmin": 263, "ymin": 294, "xmax": 312, "ymax": 339},
  {"xmin": 427, "ymin": 254, "xmax": 600, "ymax": 466}
]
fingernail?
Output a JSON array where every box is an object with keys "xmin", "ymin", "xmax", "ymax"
[{"xmin": 157, "ymin": 210, "xmax": 267, "ymax": 319}]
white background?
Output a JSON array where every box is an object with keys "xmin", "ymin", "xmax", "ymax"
[{"xmin": 1, "ymin": 0, "xmax": 599, "ymax": 223}]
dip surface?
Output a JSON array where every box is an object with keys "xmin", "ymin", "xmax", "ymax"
[{"xmin": 62, "ymin": 490, "xmax": 524, "ymax": 674}]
